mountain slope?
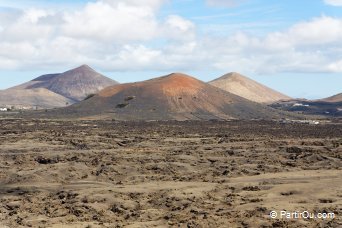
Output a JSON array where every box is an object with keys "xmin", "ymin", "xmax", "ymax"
[
  {"xmin": 209, "ymin": 72, "xmax": 290, "ymax": 103},
  {"xmin": 10, "ymin": 65, "xmax": 118, "ymax": 101},
  {"xmin": 320, "ymin": 93, "xmax": 342, "ymax": 103},
  {"xmin": 0, "ymin": 88, "xmax": 73, "ymax": 109},
  {"xmin": 58, "ymin": 73, "xmax": 289, "ymax": 120}
]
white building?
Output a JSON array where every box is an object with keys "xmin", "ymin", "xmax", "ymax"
[
  {"xmin": 0, "ymin": 108, "xmax": 8, "ymax": 111},
  {"xmin": 293, "ymin": 103, "xmax": 309, "ymax": 107}
]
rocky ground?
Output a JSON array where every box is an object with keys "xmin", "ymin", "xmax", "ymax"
[{"xmin": 0, "ymin": 119, "xmax": 341, "ymax": 227}]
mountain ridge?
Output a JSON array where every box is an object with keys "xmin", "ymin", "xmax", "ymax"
[
  {"xmin": 1, "ymin": 65, "xmax": 118, "ymax": 109},
  {"xmin": 209, "ymin": 72, "xmax": 291, "ymax": 103},
  {"xmin": 0, "ymin": 88, "xmax": 74, "ymax": 109},
  {"xmin": 14, "ymin": 65, "xmax": 118, "ymax": 101},
  {"xmin": 319, "ymin": 93, "xmax": 342, "ymax": 103},
  {"xmin": 55, "ymin": 72, "xmax": 292, "ymax": 120}
]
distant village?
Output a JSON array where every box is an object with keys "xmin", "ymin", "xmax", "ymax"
[
  {"xmin": 279, "ymin": 119, "xmax": 320, "ymax": 125},
  {"xmin": 0, "ymin": 105, "xmax": 42, "ymax": 112}
]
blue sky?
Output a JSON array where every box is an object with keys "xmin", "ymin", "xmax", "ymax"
[{"xmin": 0, "ymin": 0, "xmax": 341, "ymax": 98}]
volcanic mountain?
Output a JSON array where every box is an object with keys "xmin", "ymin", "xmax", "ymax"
[
  {"xmin": 319, "ymin": 93, "xmax": 342, "ymax": 103},
  {"xmin": 0, "ymin": 65, "xmax": 118, "ymax": 109},
  {"xmin": 0, "ymin": 88, "xmax": 74, "ymax": 109},
  {"xmin": 60, "ymin": 73, "xmax": 289, "ymax": 120},
  {"xmin": 11, "ymin": 65, "xmax": 118, "ymax": 102},
  {"xmin": 209, "ymin": 72, "xmax": 290, "ymax": 103}
]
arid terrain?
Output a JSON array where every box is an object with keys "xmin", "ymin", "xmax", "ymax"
[
  {"xmin": 209, "ymin": 72, "xmax": 290, "ymax": 103},
  {"xmin": 270, "ymin": 100, "xmax": 342, "ymax": 118},
  {"xmin": 0, "ymin": 118, "xmax": 341, "ymax": 227}
]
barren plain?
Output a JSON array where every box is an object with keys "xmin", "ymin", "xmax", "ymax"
[{"xmin": 0, "ymin": 119, "xmax": 341, "ymax": 227}]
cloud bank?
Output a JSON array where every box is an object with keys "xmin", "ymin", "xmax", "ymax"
[
  {"xmin": 324, "ymin": 0, "xmax": 342, "ymax": 6},
  {"xmin": 206, "ymin": 0, "xmax": 242, "ymax": 7},
  {"xmin": 0, "ymin": 0, "xmax": 341, "ymax": 75}
]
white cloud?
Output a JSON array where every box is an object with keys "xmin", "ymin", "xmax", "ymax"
[
  {"xmin": 328, "ymin": 59, "xmax": 342, "ymax": 72},
  {"xmin": 101, "ymin": 0, "xmax": 166, "ymax": 9},
  {"xmin": 114, "ymin": 45, "xmax": 162, "ymax": 69},
  {"xmin": 62, "ymin": 1, "xmax": 159, "ymax": 42},
  {"xmin": 206, "ymin": 0, "xmax": 245, "ymax": 7},
  {"xmin": 0, "ymin": 0, "xmax": 194, "ymax": 70},
  {"xmin": 162, "ymin": 15, "xmax": 195, "ymax": 41},
  {"xmin": 287, "ymin": 16, "xmax": 342, "ymax": 45},
  {"xmin": 0, "ymin": 0, "xmax": 341, "ymax": 75},
  {"xmin": 1, "ymin": 14, "xmax": 53, "ymax": 43},
  {"xmin": 324, "ymin": 0, "xmax": 342, "ymax": 6},
  {"xmin": 200, "ymin": 16, "xmax": 342, "ymax": 74}
]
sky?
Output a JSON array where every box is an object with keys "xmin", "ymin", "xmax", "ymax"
[{"xmin": 0, "ymin": 0, "xmax": 341, "ymax": 99}]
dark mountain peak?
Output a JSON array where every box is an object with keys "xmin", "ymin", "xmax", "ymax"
[
  {"xmin": 63, "ymin": 64, "xmax": 98, "ymax": 75},
  {"xmin": 32, "ymin": 73, "xmax": 61, "ymax": 82},
  {"xmin": 79, "ymin": 64, "xmax": 91, "ymax": 69},
  {"xmin": 30, "ymin": 65, "xmax": 96, "ymax": 83},
  {"xmin": 44, "ymin": 65, "xmax": 117, "ymax": 101},
  {"xmin": 8, "ymin": 65, "xmax": 118, "ymax": 102}
]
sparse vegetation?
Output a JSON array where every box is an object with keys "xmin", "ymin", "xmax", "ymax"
[
  {"xmin": 116, "ymin": 103, "xmax": 129, "ymax": 108},
  {"xmin": 84, "ymin": 94, "xmax": 96, "ymax": 100},
  {"xmin": 124, "ymin": 96, "xmax": 136, "ymax": 101}
]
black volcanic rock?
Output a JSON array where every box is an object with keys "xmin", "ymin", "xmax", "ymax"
[{"xmin": 270, "ymin": 99, "xmax": 342, "ymax": 117}]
